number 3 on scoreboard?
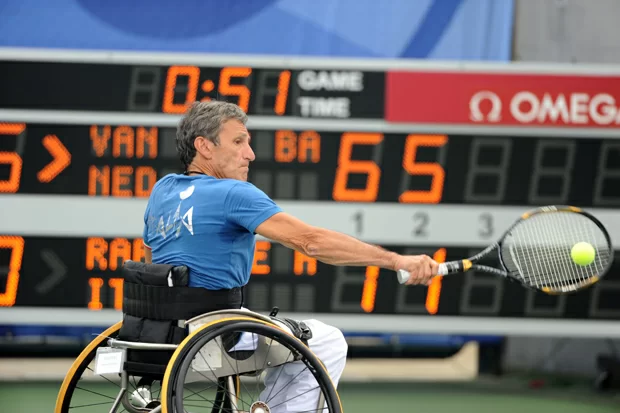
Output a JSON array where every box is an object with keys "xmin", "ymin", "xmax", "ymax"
[
  {"xmin": 333, "ymin": 133, "xmax": 447, "ymax": 203},
  {"xmin": 0, "ymin": 236, "xmax": 25, "ymax": 307}
]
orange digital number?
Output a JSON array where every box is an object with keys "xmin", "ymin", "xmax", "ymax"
[
  {"xmin": 359, "ymin": 247, "xmax": 447, "ymax": 314},
  {"xmin": 88, "ymin": 277, "xmax": 104, "ymax": 310},
  {"xmin": 108, "ymin": 278, "xmax": 124, "ymax": 311},
  {"xmin": 0, "ymin": 236, "xmax": 25, "ymax": 307},
  {"xmin": 333, "ymin": 133, "xmax": 383, "ymax": 202},
  {"xmin": 399, "ymin": 134, "xmax": 448, "ymax": 204},
  {"xmin": 162, "ymin": 66, "xmax": 200, "ymax": 114},
  {"xmin": 0, "ymin": 123, "xmax": 25, "ymax": 193},
  {"xmin": 360, "ymin": 266, "xmax": 380, "ymax": 313},
  {"xmin": 274, "ymin": 70, "xmax": 291, "ymax": 115},
  {"xmin": 425, "ymin": 248, "xmax": 446, "ymax": 315},
  {"xmin": 219, "ymin": 67, "xmax": 252, "ymax": 113}
]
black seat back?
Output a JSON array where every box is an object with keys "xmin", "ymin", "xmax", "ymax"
[{"xmin": 117, "ymin": 260, "xmax": 244, "ymax": 379}]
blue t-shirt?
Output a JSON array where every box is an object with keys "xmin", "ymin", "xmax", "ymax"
[{"xmin": 142, "ymin": 174, "xmax": 282, "ymax": 290}]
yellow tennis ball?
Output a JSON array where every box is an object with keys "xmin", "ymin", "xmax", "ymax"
[{"xmin": 571, "ymin": 242, "xmax": 596, "ymax": 266}]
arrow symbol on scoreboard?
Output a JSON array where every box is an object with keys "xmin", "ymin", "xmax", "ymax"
[
  {"xmin": 37, "ymin": 134, "xmax": 71, "ymax": 183},
  {"xmin": 36, "ymin": 249, "xmax": 67, "ymax": 295}
]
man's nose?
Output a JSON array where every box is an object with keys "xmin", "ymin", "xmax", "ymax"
[{"xmin": 246, "ymin": 144, "xmax": 256, "ymax": 161}]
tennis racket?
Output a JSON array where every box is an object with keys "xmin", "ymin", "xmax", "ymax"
[{"xmin": 397, "ymin": 205, "xmax": 614, "ymax": 294}]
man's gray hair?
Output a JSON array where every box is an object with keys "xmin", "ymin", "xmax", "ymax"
[{"xmin": 176, "ymin": 100, "xmax": 248, "ymax": 169}]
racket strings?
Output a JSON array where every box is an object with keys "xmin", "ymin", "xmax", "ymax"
[{"xmin": 501, "ymin": 211, "xmax": 611, "ymax": 291}]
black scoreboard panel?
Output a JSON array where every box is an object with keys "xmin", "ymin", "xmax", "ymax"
[
  {"xmin": 1, "ymin": 122, "xmax": 620, "ymax": 207},
  {"xmin": 2, "ymin": 235, "xmax": 619, "ymax": 319},
  {"xmin": 1, "ymin": 52, "xmax": 620, "ymax": 331},
  {"xmin": 0, "ymin": 61, "xmax": 385, "ymax": 118}
]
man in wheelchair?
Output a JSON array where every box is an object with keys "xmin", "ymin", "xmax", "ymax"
[{"xmin": 109, "ymin": 100, "xmax": 438, "ymax": 413}]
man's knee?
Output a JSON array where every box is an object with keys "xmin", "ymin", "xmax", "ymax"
[
  {"xmin": 327, "ymin": 324, "xmax": 348, "ymax": 360},
  {"xmin": 305, "ymin": 319, "xmax": 348, "ymax": 361}
]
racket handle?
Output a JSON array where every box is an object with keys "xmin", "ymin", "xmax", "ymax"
[{"xmin": 397, "ymin": 263, "xmax": 448, "ymax": 284}]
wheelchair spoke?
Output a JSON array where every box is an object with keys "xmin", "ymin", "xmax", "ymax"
[
  {"xmin": 73, "ymin": 385, "xmax": 117, "ymax": 400},
  {"xmin": 264, "ymin": 363, "xmax": 312, "ymax": 405},
  {"xmin": 263, "ymin": 347, "xmax": 295, "ymax": 403},
  {"xmin": 69, "ymin": 400, "xmax": 119, "ymax": 409},
  {"xmin": 181, "ymin": 382, "xmax": 244, "ymax": 411},
  {"xmin": 268, "ymin": 385, "xmax": 322, "ymax": 410},
  {"xmin": 182, "ymin": 394, "xmax": 219, "ymax": 407},
  {"xmin": 183, "ymin": 402, "xmax": 222, "ymax": 409},
  {"xmin": 182, "ymin": 352, "xmax": 251, "ymax": 411},
  {"xmin": 216, "ymin": 334, "xmax": 254, "ymax": 401},
  {"xmin": 182, "ymin": 382, "xmax": 218, "ymax": 400},
  {"xmin": 85, "ymin": 366, "xmax": 122, "ymax": 391},
  {"xmin": 192, "ymin": 351, "xmax": 222, "ymax": 386},
  {"xmin": 171, "ymin": 320, "xmax": 340, "ymax": 413},
  {"xmin": 286, "ymin": 408, "xmax": 329, "ymax": 413}
]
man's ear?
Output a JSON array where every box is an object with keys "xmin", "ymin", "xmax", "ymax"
[{"xmin": 194, "ymin": 136, "xmax": 214, "ymax": 159}]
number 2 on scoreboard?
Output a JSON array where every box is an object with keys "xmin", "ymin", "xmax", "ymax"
[{"xmin": 333, "ymin": 133, "xmax": 447, "ymax": 203}]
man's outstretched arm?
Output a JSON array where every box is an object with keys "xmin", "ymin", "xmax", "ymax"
[{"xmin": 255, "ymin": 212, "xmax": 437, "ymax": 285}]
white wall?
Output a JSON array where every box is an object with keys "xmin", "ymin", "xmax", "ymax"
[{"xmin": 514, "ymin": 0, "xmax": 620, "ymax": 63}]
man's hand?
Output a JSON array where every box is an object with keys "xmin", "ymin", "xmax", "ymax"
[{"xmin": 394, "ymin": 255, "xmax": 439, "ymax": 286}]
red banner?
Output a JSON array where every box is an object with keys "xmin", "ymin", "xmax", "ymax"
[{"xmin": 385, "ymin": 71, "xmax": 620, "ymax": 128}]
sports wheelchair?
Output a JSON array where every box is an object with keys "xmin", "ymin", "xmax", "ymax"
[{"xmin": 55, "ymin": 261, "xmax": 342, "ymax": 413}]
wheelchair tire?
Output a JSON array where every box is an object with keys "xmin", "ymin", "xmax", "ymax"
[
  {"xmin": 161, "ymin": 316, "xmax": 343, "ymax": 413},
  {"xmin": 55, "ymin": 322, "xmax": 122, "ymax": 413}
]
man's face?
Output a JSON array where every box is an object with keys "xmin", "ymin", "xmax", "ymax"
[{"xmin": 210, "ymin": 119, "xmax": 255, "ymax": 181}]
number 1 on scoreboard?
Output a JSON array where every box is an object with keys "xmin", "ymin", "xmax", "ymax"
[{"xmin": 360, "ymin": 248, "xmax": 446, "ymax": 314}]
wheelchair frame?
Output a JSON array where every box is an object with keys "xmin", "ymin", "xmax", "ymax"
[{"xmin": 55, "ymin": 309, "xmax": 340, "ymax": 413}]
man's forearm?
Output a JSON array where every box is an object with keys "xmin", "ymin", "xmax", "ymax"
[{"xmin": 302, "ymin": 227, "xmax": 399, "ymax": 270}]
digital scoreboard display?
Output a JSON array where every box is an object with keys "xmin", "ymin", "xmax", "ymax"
[
  {"xmin": 2, "ymin": 235, "xmax": 619, "ymax": 319},
  {"xmin": 2, "ymin": 122, "xmax": 620, "ymax": 207},
  {"xmin": 0, "ymin": 62, "xmax": 384, "ymax": 118},
  {"xmin": 1, "ymin": 51, "xmax": 619, "ymax": 331}
]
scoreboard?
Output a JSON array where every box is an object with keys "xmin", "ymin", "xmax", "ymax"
[
  {"xmin": 1, "ymin": 49, "xmax": 620, "ymax": 336},
  {"xmin": 2, "ymin": 122, "xmax": 620, "ymax": 206}
]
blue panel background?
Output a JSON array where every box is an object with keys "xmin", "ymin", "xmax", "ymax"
[{"xmin": 0, "ymin": 0, "xmax": 514, "ymax": 60}]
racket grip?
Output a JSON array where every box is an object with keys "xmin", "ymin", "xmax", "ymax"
[{"xmin": 397, "ymin": 263, "xmax": 448, "ymax": 284}]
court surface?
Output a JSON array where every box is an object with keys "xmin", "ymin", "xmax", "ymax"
[{"xmin": 0, "ymin": 380, "xmax": 618, "ymax": 413}]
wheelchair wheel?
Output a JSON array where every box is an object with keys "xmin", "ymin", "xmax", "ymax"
[
  {"xmin": 55, "ymin": 322, "xmax": 163, "ymax": 413},
  {"xmin": 162, "ymin": 316, "xmax": 343, "ymax": 413}
]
